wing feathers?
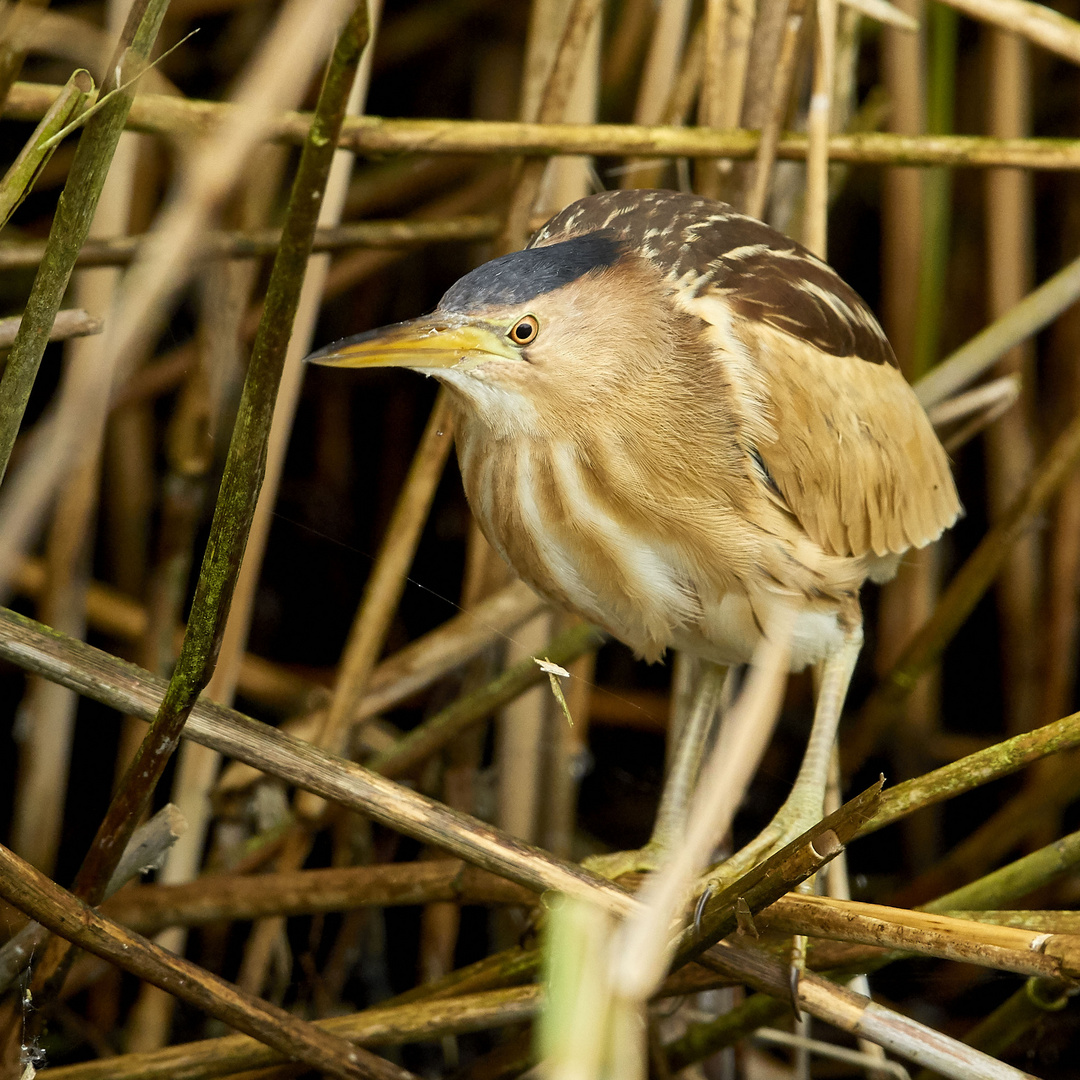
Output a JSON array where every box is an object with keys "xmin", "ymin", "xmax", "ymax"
[{"xmin": 730, "ymin": 323, "xmax": 961, "ymax": 560}]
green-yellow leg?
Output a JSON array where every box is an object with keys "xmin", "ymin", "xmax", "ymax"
[
  {"xmin": 713, "ymin": 627, "xmax": 863, "ymax": 885},
  {"xmin": 584, "ymin": 662, "xmax": 730, "ymax": 880}
]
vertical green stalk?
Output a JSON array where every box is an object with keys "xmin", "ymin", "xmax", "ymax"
[
  {"xmin": 0, "ymin": 0, "xmax": 170, "ymax": 484},
  {"xmin": 69, "ymin": 5, "xmax": 370, "ymax": 907},
  {"xmin": 911, "ymin": 1, "xmax": 958, "ymax": 379}
]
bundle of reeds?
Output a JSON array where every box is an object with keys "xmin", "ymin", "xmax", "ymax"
[{"xmin": 2, "ymin": 1, "xmax": 1080, "ymax": 1077}]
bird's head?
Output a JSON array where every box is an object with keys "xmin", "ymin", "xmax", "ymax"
[{"xmin": 308, "ymin": 231, "xmax": 698, "ymax": 438}]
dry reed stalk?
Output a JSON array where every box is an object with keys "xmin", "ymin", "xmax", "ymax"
[
  {"xmin": 541, "ymin": 617, "xmax": 596, "ymax": 858},
  {"xmin": 10, "ymin": 456, "xmax": 99, "ymax": 873},
  {"xmin": 633, "ymin": 0, "xmax": 694, "ymax": 128},
  {"xmin": 876, "ymin": 0, "xmax": 943, "ymax": 875},
  {"xmin": 724, "ymin": 0, "xmax": 788, "ymax": 209},
  {"xmin": 0, "ymin": 308, "xmax": 101, "ymax": 343},
  {"xmin": 14, "ymin": 81, "xmax": 1080, "ymax": 167},
  {"xmin": 930, "ymin": 375, "xmax": 1021, "ymax": 451},
  {"xmin": 490, "ymin": 0, "xmax": 558, "ymax": 844},
  {"xmin": 0, "ymin": 604, "xmax": 631, "ymax": 911},
  {"xmin": 1034, "ymin": 310, "xmax": 1080, "ymax": 880},
  {"xmin": 700, "ymin": 941, "xmax": 1038, "ymax": 1080},
  {"xmin": 210, "ymin": 0, "xmax": 381, "ymax": 725},
  {"xmin": 0, "ymin": 0, "xmax": 356, "ymax": 598},
  {"xmin": 209, "ymin": 9, "xmax": 380, "ymax": 1001},
  {"xmin": 758, "ymin": 894, "xmax": 1080, "ymax": 979},
  {"xmin": 1, "ymin": 6, "xmax": 178, "ymax": 97},
  {"xmin": 984, "ymin": 30, "xmax": 1040, "ymax": 745},
  {"xmin": 0, "ymin": 841, "xmax": 419, "ymax": 1080},
  {"xmin": 496, "ymin": 613, "xmax": 554, "ymax": 846},
  {"xmin": 102, "ymin": 860, "xmax": 536, "ymax": 937},
  {"xmin": 935, "ymin": 0, "xmax": 1080, "ymax": 63},
  {"xmin": 497, "ymin": 0, "xmax": 604, "ymax": 250},
  {"xmin": 0, "ymin": 216, "xmax": 506, "ymax": 269},
  {"xmin": 498, "ymin": 8, "xmax": 596, "ymax": 872},
  {"xmin": 43, "ymin": 987, "xmax": 541, "ymax": 1080},
  {"xmin": 695, "ymin": 0, "xmax": 730, "ymax": 200},
  {"xmin": 0, "ymin": 0, "xmax": 49, "ymax": 107},
  {"xmin": 743, "ymin": 0, "xmax": 810, "ymax": 219},
  {"xmin": 308, "ymin": 393, "xmax": 452, "ymax": 791},
  {"xmin": 617, "ymin": 0, "xmax": 692, "ymax": 189},
  {"xmin": 917, "ymin": 251, "xmax": 1080, "ymax": 408},
  {"xmin": 804, "ymin": 0, "xmax": 838, "ymax": 257}
]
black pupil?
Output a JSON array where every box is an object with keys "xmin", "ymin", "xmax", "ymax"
[{"xmin": 514, "ymin": 321, "xmax": 533, "ymax": 341}]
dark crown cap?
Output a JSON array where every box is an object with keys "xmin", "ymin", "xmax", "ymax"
[{"xmin": 439, "ymin": 232, "xmax": 623, "ymax": 312}]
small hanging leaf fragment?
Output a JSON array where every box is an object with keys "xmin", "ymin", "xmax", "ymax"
[{"xmin": 536, "ymin": 656, "xmax": 574, "ymax": 727}]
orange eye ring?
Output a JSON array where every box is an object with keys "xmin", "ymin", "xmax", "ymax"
[{"xmin": 509, "ymin": 314, "xmax": 539, "ymax": 346}]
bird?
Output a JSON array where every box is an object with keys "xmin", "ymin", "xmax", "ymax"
[{"xmin": 309, "ymin": 188, "xmax": 961, "ymax": 875}]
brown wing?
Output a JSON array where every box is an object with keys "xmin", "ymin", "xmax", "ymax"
[{"xmin": 723, "ymin": 314, "xmax": 961, "ymax": 559}]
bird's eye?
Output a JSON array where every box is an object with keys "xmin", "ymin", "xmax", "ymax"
[{"xmin": 509, "ymin": 315, "xmax": 539, "ymax": 346}]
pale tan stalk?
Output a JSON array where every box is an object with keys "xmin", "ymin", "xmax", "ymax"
[
  {"xmin": 936, "ymin": 0, "xmax": 1080, "ymax": 65},
  {"xmin": 619, "ymin": 0, "xmax": 692, "ymax": 189},
  {"xmin": 303, "ymin": 390, "xmax": 452, "ymax": 799},
  {"xmin": 695, "ymin": 0, "xmax": 730, "ymax": 199},
  {"xmin": 744, "ymin": 0, "xmax": 810, "ymax": 219},
  {"xmin": 984, "ymin": 29, "xmax": 1039, "ymax": 740},
  {"xmin": 125, "ymin": 254, "xmax": 270, "ymax": 1051},
  {"xmin": 0, "ymin": 308, "xmax": 102, "ymax": 344},
  {"xmin": 804, "ymin": 0, "xmax": 838, "ymax": 257},
  {"xmin": 497, "ymin": 613, "xmax": 554, "ymax": 845},
  {"xmin": 542, "ymin": 618, "xmax": 595, "ymax": 858}
]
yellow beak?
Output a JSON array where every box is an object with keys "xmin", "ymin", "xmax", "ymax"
[{"xmin": 307, "ymin": 316, "xmax": 520, "ymax": 372}]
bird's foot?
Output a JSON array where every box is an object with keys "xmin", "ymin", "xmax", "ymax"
[
  {"xmin": 582, "ymin": 841, "xmax": 666, "ymax": 882},
  {"xmin": 707, "ymin": 803, "xmax": 819, "ymax": 884}
]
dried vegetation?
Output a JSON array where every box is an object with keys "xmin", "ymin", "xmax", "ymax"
[{"xmin": 2, "ymin": 0, "xmax": 1080, "ymax": 1077}]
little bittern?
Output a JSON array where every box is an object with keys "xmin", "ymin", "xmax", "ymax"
[{"xmin": 311, "ymin": 189, "xmax": 960, "ymax": 873}]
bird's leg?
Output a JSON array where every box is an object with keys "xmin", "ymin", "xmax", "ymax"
[
  {"xmin": 650, "ymin": 661, "xmax": 732, "ymax": 855},
  {"xmin": 717, "ymin": 626, "xmax": 863, "ymax": 882},
  {"xmin": 584, "ymin": 662, "xmax": 730, "ymax": 879}
]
